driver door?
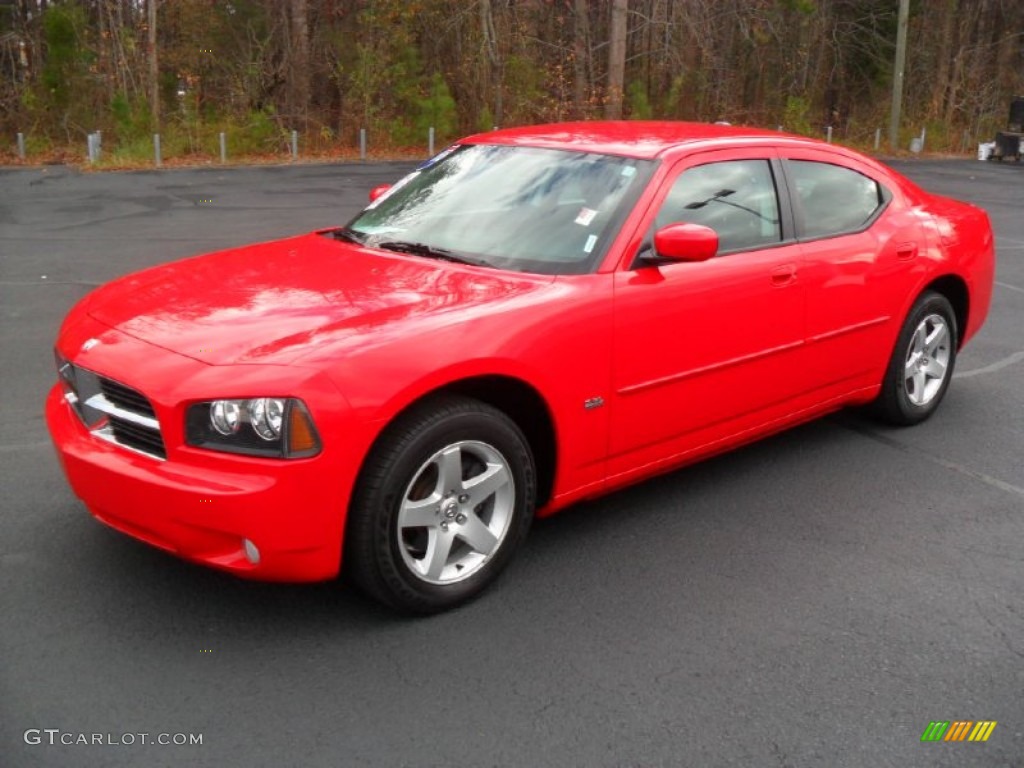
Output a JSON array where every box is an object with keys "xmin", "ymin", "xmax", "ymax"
[{"xmin": 609, "ymin": 151, "xmax": 808, "ymax": 474}]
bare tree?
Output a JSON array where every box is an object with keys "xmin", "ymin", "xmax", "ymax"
[
  {"xmin": 287, "ymin": 0, "xmax": 310, "ymax": 128},
  {"xmin": 605, "ymin": 0, "xmax": 627, "ymax": 119},
  {"xmin": 572, "ymin": 0, "xmax": 590, "ymax": 118},
  {"xmin": 148, "ymin": 0, "xmax": 158, "ymax": 128}
]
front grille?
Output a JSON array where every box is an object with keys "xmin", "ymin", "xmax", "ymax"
[
  {"xmin": 108, "ymin": 415, "xmax": 167, "ymax": 459},
  {"xmin": 99, "ymin": 377, "xmax": 157, "ymax": 418},
  {"xmin": 57, "ymin": 357, "xmax": 167, "ymax": 461}
]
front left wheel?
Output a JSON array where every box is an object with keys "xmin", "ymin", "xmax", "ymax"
[{"xmin": 346, "ymin": 396, "xmax": 536, "ymax": 614}]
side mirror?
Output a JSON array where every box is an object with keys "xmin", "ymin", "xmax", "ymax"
[
  {"xmin": 369, "ymin": 184, "xmax": 391, "ymax": 203},
  {"xmin": 652, "ymin": 222, "xmax": 718, "ymax": 262}
]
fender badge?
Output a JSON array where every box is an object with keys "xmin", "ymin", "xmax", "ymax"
[{"xmin": 81, "ymin": 338, "xmax": 100, "ymax": 353}]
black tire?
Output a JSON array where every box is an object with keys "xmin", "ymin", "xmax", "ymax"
[
  {"xmin": 345, "ymin": 395, "xmax": 536, "ymax": 614},
  {"xmin": 873, "ymin": 290, "xmax": 958, "ymax": 426}
]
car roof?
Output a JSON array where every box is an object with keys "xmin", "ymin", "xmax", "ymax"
[{"xmin": 460, "ymin": 121, "xmax": 802, "ymax": 160}]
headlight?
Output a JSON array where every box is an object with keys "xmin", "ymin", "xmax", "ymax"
[
  {"xmin": 185, "ymin": 398, "xmax": 320, "ymax": 458},
  {"xmin": 209, "ymin": 400, "xmax": 243, "ymax": 435},
  {"xmin": 249, "ymin": 397, "xmax": 284, "ymax": 440}
]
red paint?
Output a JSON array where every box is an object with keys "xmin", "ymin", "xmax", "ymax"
[{"xmin": 47, "ymin": 122, "xmax": 995, "ymax": 581}]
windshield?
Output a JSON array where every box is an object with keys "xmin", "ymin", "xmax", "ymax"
[{"xmin": 345, "ymin": 144, "xmax": 654, "ymax": 274}]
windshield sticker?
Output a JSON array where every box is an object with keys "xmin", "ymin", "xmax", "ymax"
[
  {"xmin": 621, "ymin": 165, "xmax": 637, "ymax": 177},
  {"xmin": 575, "ymin": 207, "xmax": 598, "ymax": 226},
  {"xmin": 583, "ymin": 234, "xmax": 598, "ymax": 253}
]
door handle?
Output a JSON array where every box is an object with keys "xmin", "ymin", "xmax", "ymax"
[
  {"xmin": 770, "ymin": 263, "xmax": 797, "ymax": 286},
  {"xmin": 896, "ymin": 243, "xmax": 918, "ymax": 260}
]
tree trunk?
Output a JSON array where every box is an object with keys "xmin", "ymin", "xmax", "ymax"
[
  {"xmin": 288, "ymin": 0, "xmax": 310, "ymax": 129},
  {"xmin": 929, "ymin": 0, "xmax": 958, "ymax": 118},
  {"xmin": 572, "ymin": 0, "xmax": 590, "ymax": 118},
  {"xmin": 605, "ymin": 0, "xmax": 627, "ymax": 119},
  {"xmin": 148, "ymin": 0, "xmax": 158, "ymax": 129}
]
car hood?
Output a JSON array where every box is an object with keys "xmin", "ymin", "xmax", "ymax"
[{"xmin": 85, "ymin": 232, "xmax": 554, "ymax": 365}]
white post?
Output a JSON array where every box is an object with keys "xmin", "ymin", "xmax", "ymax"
[
  {"xmin": 874, "ymin": 128, "xmax": 881, "ymax": 150},
  {"xmin": 153, "ymin": 133, "xmax": 162, "ymax": 167},
  {"xmin": 428, "ymin": 126, "xmax": 435, "ymax": 156},
  {"xmin": 17, "ymin": 132, "xmax": 25, "ymax": 160},
  {"xmin": 359, "ymin": 128, "xmax": 367, "ymax": 160},
  {"xmin": 291, "ymin": 130, "xmax": 298, "ymax": 160},
  {"xmin": 219, "ymin": 132, "xmax": 227, "ymax": 163},
  {"xmin": 826, "ymin": 125, "xmax": 833, "ymax": 143}
]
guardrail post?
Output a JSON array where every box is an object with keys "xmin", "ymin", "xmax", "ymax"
[
  {"xmin": 219, "ymin": 132, "xmax": 227, "ymax": 163},
  {"xmin": 153, "ymin": 133, "xmax": 162, "ymax": 167},
  {"xmin": 428, "ymin": 126, "xmax": 435, "ymax": 156},
  {"xmin": 291, "ymin": 130, "xmax": 298, "ymax": 161},
  {"xmin": 359, "ymin": 128, "xmax": 367, "ymax": 161},
  {"xmin": 874, "ymin": 128, "xmax": 881, "ymax": 150},
  {"xmin": 17, "ymin": 132, "xmax": 25, "ymax": 160}
]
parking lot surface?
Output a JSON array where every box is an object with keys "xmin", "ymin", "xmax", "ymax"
[{"xmin": 1, "ymin": 157, "xmax": 1022, "ymax": 767}]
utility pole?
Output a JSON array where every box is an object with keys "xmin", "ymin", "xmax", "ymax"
[
  {"xmin": 149, "ymin": 0, "xmax": 159, "ymax": 130},
  {"xmin": 889, "ymin": 0, "xmax": 910, "ymax": 151}
]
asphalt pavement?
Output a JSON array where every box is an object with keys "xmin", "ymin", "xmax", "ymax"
[{"xmin": 1, "ymin": 156, "xmax": 1022, "ymax": 767}]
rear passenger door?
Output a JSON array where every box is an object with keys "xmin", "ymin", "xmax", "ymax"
[{"xmin": 781, "ymin": 152, "xmax": 925, "ymax": 390}]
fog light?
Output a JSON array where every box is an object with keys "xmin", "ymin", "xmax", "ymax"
[{"xmin": 243, "ymin": 538, "xmax": 260, "ymax": 565}]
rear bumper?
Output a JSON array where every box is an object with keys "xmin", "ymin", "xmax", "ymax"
[{"xmin": 47, "ymin": 384, "xmax": 345, "ymax": 581}]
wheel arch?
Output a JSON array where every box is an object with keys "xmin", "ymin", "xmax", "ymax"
[
  {"xmin": 923, "ymin": 274, "xmax": 969, "ymax": 348},
  {"xmin": 357, "ymin": 374, "xmax": 558, "ymax": 510}
]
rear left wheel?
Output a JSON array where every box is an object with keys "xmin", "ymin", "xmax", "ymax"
[
  {"xmin": 346, "ymin": 396, "xmax": 536, "ymax": 614},
  {"xmin": 873, "ymin": 291, "xmax": 958, "ymax": 426}
]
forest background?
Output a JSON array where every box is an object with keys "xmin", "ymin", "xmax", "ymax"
[{"xmin": 1, "ymin": 0, "xmax": 1022, "ymax": 166}]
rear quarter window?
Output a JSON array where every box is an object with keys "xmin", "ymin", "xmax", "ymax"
[{"xmin": 788, "ymin": 160, "xmax": 888, "ymax": 239}]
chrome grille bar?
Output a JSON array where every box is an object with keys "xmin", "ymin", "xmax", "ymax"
[
  {"xmin": 57, "ymin": 357, "xmax": 167, "ymax": 461},
  {"xmin": 83, "ymin": 393, "xmax": 160, "ymax": 430}
]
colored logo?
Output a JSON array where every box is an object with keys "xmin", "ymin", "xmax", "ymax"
[{"xmin": 921, "ymin": 721, "xmax": 997, "ymax": 742}]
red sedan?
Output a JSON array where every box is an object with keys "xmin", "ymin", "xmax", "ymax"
[{"xmin": 47, "ymin": 122, "xmax": 995, "ymax": 613}]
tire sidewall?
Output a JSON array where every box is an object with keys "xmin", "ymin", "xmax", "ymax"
[
  {"xmin": 364, "ymin": 403, "xmax": 535, "ymax": 613},
  {"xmin": 884, "ymin": 292, "xmax": 958, "ymax": 424}
]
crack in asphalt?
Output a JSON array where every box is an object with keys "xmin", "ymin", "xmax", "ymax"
[
  {"xmin": 841, "ymin": 423, "xmax": 1024, "ymax": 501},
  {"xmin": 955, "ymin": 348, "xmax": 1024, "ymax": 378},
  {"xmin": 995, "ymin": 280, "xmax": 1024, "ymax": 294}
]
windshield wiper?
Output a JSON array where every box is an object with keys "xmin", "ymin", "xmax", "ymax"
[
  {"xmin": 329, "ymin": 227, "xmax": 366, "ymax": 244},
  {"xmin": 375, "ymin": 240, "xmax": 489, "ymax": 267}
]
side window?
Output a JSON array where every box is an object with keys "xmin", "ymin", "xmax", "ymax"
[
  {"xmin": 655, "ymin": 159, "xmax": 781, "ymax": 253},
  {"xmin": 788, "ymin": 160, "xmax": 885, "ymax": 239}
]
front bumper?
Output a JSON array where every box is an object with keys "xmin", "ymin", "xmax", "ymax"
[
  {"xmin": 47, "ymin": 383, "xmax": 346, "ymax": 581},
  {"xmin": 44, "ymin": 306, "xmax": 364, "ymax": 583}
]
